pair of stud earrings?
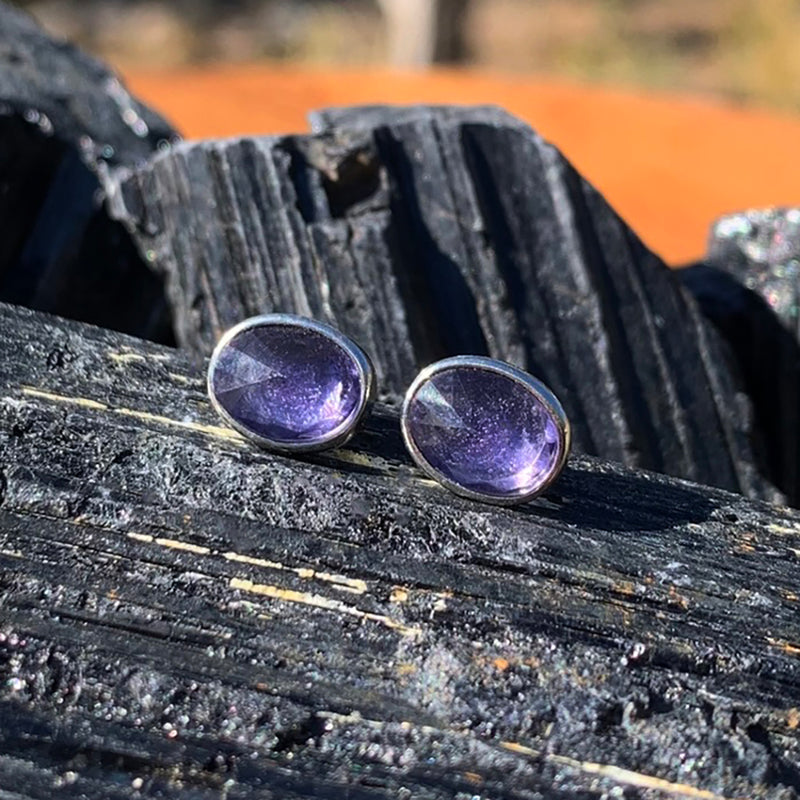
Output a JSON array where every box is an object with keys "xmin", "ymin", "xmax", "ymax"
[{"xmin": 207, "ymin": 314, "xmax": 571, "ymax": 506}]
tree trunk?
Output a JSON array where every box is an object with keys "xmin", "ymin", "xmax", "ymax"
[{"xmin": 379, "ymin": 0, "xmax": 471, "ymax": 66}]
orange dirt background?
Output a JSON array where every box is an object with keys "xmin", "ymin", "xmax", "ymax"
[{"xmin": 125, "ymin": 65, "xmax": 800, "ymax": 265}]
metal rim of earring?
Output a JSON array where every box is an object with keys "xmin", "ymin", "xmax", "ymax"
[
  {"xmin": 207, "ymin": 314, "xmax": 376, "ymax": 454},
  {"xmin": 401, "ymin": 355, "xmax": 571, "ymax": 506}
]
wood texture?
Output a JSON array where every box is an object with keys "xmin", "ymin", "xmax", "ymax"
[
  {"xmin": 109, "ymin": 104, "xmax": 778, "ymax": 503},
  {"xmin": 0, "ymin": 303, "xmax": 799, "ymax": 798},
  {"xmin": 122, "ymin": 64, "xmax": 800, "ymax": 266}
]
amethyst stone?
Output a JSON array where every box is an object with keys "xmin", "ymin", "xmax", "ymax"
[
  {"xmin": 208, "ymin": 316, "xmax": 372, "ymax": 451},
  {"xmin": 403, "ymin": 358, "xmax": 568, "ymax": 503}
]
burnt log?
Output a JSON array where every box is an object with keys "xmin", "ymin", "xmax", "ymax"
[
  {"xmin": 0, "ymin": 0, "xmax": 178, "ymax": 340},
  {"xmin": 109, "ymin": 104, "xmax": 778, "ymax": 502},
  {"xmin": 0, "ymin": 303, "xmax": 800, "ymax": 798}
]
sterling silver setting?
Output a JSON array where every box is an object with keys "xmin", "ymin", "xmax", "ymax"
[
  {"xmin": 401, "ymin": 356, "xmax": 571, "ymax": 506},
  {"xmin": 207, "ymin": 314, "xmax": 376, "ymax": 454}
]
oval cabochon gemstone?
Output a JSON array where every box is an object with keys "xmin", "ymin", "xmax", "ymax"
[
  {"xmin": 209, "ymin": 322, "xmax": 364, "ymax": 446},
  {"xmin": 405, "ymin": 366, "xmax": 563, "ymax": 500}
]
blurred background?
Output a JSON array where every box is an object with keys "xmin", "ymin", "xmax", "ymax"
[
  {"xmin": 9, "ymin": 0, "xmax": 800, "ymax": 265},
  {"xmin": 10, "ymin": 0, "xmax": 800, "ymax": 110}
]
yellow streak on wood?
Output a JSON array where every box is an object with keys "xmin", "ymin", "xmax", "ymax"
[
  {"xmin": 129, "ymin": 531, "xmax": 211, "ymax": 555},
  {"xmin": 767, "ymin": 523, "xmax": 800, "ymax": 537},
  {"xmin": 21, "ymin": 388, "xmax": 109, "ymax": 411},
  {"xmin": 230, "ymin": 577, "xmax": 421, "ymax": 638},
  {"xmin": 108, "ymin": 349, "xmax": 172, "ymax": 364},
  {"xmin": 612, "ymin": 580, "xmax": 636, "ymax": 597},
  {"xmin": 125, "ymin": 533, "xmax": 367, "ymax": 595},
  {"xmin": 167, "ymin": 373, "xmax": 198, "ymax": 386},
  {"xmin": 313, "ymin": 711, "xmax": 736, "ymax": 799},
  {"xmin": 224, "ymin": 552, "xmax": 367, "ymax": 595},
  {"xmin": 127, "ymin": 533, "xmax": 154, "ymax": 543},
  {"xmin": 788, "ymin": 708, "xmax": 800, "ymax": 730},
  {"xmin": 107, "ymin": 352, "xmax": 148, "ymax": 365},
  {"xmin": 20, "ymin": 387, "xmax": 244, "ymax": 443},
  {"xmin": 767, "ymin": 637, "xmax": 800, "ymax": 657},
  {"xmin": 155, "ymin": 537, "xmax": 211, "ymax": 556},
  {"xmin": 390, "ymin": 587, "xmax": 409, "ymax": 603},
  {"xmin": 115, "ymin": 407, "xmax": 244, "ymax": 442},
  {"xmin": 500, "ymin": 741, "xmax": 735, "ymax": 799},
  {"xmin": 333, "ymin": 449, "xmax": 376, "ymax": 468}
]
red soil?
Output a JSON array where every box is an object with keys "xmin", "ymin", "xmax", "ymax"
[{"xmin": 125, "ymin": 64, "xmax": 800, "ymax": 265}]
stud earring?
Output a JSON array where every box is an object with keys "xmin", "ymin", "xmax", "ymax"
[
  {"xmin": 401, "ymin": 356, "xmax": 570, "ymax": 505},
  {"xmin": 208, "ymin": 314, "xmax": 375, "ymax": 453}
]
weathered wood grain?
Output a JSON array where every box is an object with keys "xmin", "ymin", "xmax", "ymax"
[
  {"xmin": 0, "ymin": 303, "xmax": 799, "ymax": 798},
  {"xmin": 108, "ymin": 104, "xmax": 779, "ymax": 503}
]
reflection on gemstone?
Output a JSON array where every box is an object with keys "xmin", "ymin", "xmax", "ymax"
[
  {"xmin": 209, "ymin": 320, "xmax": 365, "ymax": 447},
  {"xmin": 404, "ymin": 364, "xmax": 565, "ymax": 500}
]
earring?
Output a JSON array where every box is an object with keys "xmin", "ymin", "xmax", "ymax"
[
  {"xmin": 401, "ymin": 356, "xmax": 570, "ymax": 505},
  {"xmin": 208, "ymin": 314, "xmax": 375, "ymax": 453}
]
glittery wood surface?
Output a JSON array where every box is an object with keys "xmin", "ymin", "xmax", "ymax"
[{"xmin": 1, "ymin": 302, "xmax": 800, "ymax": 799}]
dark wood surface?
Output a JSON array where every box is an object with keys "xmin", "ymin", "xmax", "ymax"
[
  {"xmin": 0, "ymin": 1, "xmax": 176, "ymax": 342},
  {"xmin": 108, "ymin": 105, "xmax": 780, "ymax": 503},
  {"xmin": 0, "ymin": 303, "xmax": 798, "ymax": 798}
]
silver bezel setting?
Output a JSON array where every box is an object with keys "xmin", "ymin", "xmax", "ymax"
[
  {"xmin": 401, "ymin": 356, "xmax": 571, "ymax": 506},
  {"xmin": 207, "ymin": 314, "xmax": 376, "ymax": 454}
]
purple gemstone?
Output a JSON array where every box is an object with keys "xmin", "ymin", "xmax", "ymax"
[
  {"xmin": 209, "ymin": 319, "xmax": 367, "ymax": 448},
  {"xmin": 404, "ymin": 364, "xmax": 565, "ymax": 501}
]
